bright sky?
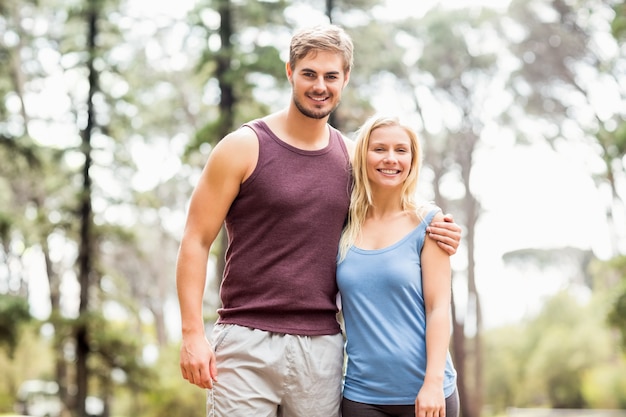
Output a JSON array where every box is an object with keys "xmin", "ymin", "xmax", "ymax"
[
  {"xmin": 470, "ymin": 142, "xmax": 615, "ymax": 327},
  {"xmin": 383, "ymin": 0, "xmax": 511, "ymax": 18}
]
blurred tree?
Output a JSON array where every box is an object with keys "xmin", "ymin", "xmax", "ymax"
[
  {"xmin": 498, "ymin": 248, "xmax": 626, "ymax": 407},
  {"xmin": 612, "ymin": 0, "xmax": 626, "ymax": 39},
  {"xmin": 484, "ymin": 288, "xmax": 626, "ymax": 410},
  {"xmin": 604, "ymin": 256, "xmax": 626, "ymax": 349},
  {"xmin": 1, "ymin": 1, "xmax": 82, "ymax": 412},
  {"xmin": 0, "ymin": 323, "xmax": 57, "ymax": 412},
  {"xmin": 73, "ymin": 1, "xmax": 101, "ymax": 413},
  {"xmin": 503, "ymin": 247, "xmax": 595, "ymax": 288},
  {"xmin": 186, "ymin": 0, "xmax": 290, "ymax": 153},
  {"xmin": 0, "ymin": 0, "xmax": 63, "ymax": 309},
  {"xmin": 0, "ymin": 294, "xmax": 31, "ymax": 358},
  {"xmin": 523, "ymin": 292, "xmax": 598, "ymax": 407},
  {"xmin": 135, "ymin": 345, "xmax": 205, "ymax": 417},
  {"xmin": 0, "ymin": 0, "xmax": 184, "ymax": 414},
  {"xmin": 482, "ymin": 324, "xmax": 524, "ymax": 411},
  {"xmin": 605, "ymin": 0, "xmax": 626, "ymax": 372},
  {"xmin": 503, "ymin": 0, "xmax": 626, "ymax": 255}
]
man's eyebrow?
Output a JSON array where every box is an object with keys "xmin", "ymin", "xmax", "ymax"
[{"xmin": 299, "ymin": 67, "xmax": 341, "ymax": 75}]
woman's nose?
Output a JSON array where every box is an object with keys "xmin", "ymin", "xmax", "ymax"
[{"xmin": 384, "ymin": 153, "xmax": 397, "ymax": 162}]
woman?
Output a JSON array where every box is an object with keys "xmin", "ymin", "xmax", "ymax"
[{"xmin": 337, "ymin": 115, "xmax": 460, "ymax": 417}]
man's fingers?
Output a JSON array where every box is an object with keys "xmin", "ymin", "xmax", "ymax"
[
  {"xmin": 210, "ymin": 358, "xmax": 218, "ymax": 382},
  {"xmin": 437, "ymin": 241, "xmax": 455, "ymax": 256},
  {"xmin": 181, "ymin": 360, "xmax": 216, "ymax": 389},
  {"xmin": 184, "ymin": 367, "xmax": 215, "ymax": 389},
  {"xmin": 180, "ymin": 340, "xmax": 217, "ymax": 389},
  {"xmin": 431, "ymin": 223, "xmax": 461, "ymax": 233}
]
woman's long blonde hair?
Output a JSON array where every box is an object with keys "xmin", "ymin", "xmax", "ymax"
[{"xmin": 338, "ymin": 115, "xmax": 423, "ymax": 262}]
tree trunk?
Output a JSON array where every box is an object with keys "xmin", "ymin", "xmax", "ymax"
[
  {"xmin": 458, "ymin": 133, "xmax": 482, "ymax": 417},
  {"xmin": 213, "ymin": 0, "xmax": 235, "ymax": 287},
  {"xmin": 75, "ymin": 1, "xmax": 100, "ymax": 415},
  {"xmin": 42, "ymin": 232, "xmax": 71, "ymax": 416},
  {"xmin": 326, "ymin": 0, "xmax": 334, "ymax": 23},
  {"xmin": 7, "ymin": 0, "xmax": 30, "ymax": 136},
  {"xmin": 450, "ymin": 295, "xmax": 468, "ymax": 417}
]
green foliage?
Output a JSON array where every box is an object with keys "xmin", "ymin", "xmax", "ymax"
[
  {"xmin": 605, "ymin": 256, "xmax": 626, "ymax": 350},
  {"xmin": 0, "ymin": 137, "xmax": 42, "ymax": 172},
  {"xmin": 87, "ymin": 312, "xmax": 156, "ymax": 390},
  {"xmin": 184, "ymin": 0, "xmax": 291, "ymax": 155},
  {"xmin": 135, "ymin": 346, "xmax": 204, "ymax": 417},
  {"xmin": 612, "ymin": 1, "xmax": 626, "ymax": 40},
  {"xmin": 0, "ymin": 295, "xmax": 31, "ymax": 358},
  {"xmin": 484, "ymin": 289, "xmax": 626, "ymax": 411},
  {"xmin": 0, "ymin": 322, "xmax": 204, "ymax": 417},
  {"xmin": 610, "ymin": 290, "xmax": 626, "ymax": 348},
  {"xmin": 582, "ymin": 363, "xmax": 626, "ymax": 408},
  {"xmin": 0, "ymin": 322, "xmax": 57, "ymax": 413},
  {"xmin": 187, "ymin": 118, "xmax": 222, "ymax": 154},
  {"xmin": 483, "ymin": 325, "xmax": 524, "ymax": 410}
]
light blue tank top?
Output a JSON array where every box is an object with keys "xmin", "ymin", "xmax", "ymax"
[{"xmin": 337, "ymin": 208, "xmax": 457, "ymax": 405}]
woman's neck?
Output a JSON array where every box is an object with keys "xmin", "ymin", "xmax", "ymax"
[{"xmin": 368, "ymin": 191, "xmax": 404, "ymax": 220}]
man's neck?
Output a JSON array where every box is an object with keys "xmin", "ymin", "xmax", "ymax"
[{"xmin": 266, "ymin": 108, "xmax": 331, "ymax": 150}]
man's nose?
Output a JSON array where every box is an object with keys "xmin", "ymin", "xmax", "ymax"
[{"xmin": 312, "ymin": 76, "xmax": 326, "ymax": 91}]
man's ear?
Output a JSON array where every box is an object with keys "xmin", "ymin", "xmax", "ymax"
[
  {"xmin": 343, "ymin": 69, "xmax": 351, "ymax": 88},
  {"xmin": 286, "ymin": 62, "xmax": 293, "ymax": 81}
]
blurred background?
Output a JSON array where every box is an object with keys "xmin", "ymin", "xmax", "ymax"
[{"xmin": 1, "ymin": 0, "xmax": 626, "ymax": 416}]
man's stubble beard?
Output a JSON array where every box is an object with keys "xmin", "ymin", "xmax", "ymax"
[{"xmin": 292, "ymin": 94, "xmax": 341, "ymax": 120}]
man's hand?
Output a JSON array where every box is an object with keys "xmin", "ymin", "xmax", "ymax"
[
  {"xmin": 427, "ymin": 213, "xmax": 462, "ymax": 256},
  {"xmin": 180, "ymin": 335, "xmax": 218, "ymax": 389}
]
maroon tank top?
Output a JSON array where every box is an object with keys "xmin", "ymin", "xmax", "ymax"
[{"xmin": 217, "ymin": 119, "xmax": 351, "ymax": 335}]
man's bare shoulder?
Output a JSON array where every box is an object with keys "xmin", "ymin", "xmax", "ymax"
[
  {"xmin": 205, "ymin": 125, "xmax": 259, "ymax": 182},
  {"xmin": 217, "ymin": 124, "xmax": 258, "ymax": 151},
  {"xmin": 208, "ymin": 125, "xmax": 258, "ymax": 160}
]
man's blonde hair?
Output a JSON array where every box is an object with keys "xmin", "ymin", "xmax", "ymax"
[{"xmin": 289, "ymin": 24, "xmax": 354, "ymax": 74}]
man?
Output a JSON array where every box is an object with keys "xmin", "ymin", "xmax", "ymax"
[{"xmin": 176, "ymin": 24, "xmax": 461, "ymax": 417}]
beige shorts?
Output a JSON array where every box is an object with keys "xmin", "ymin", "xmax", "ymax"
[{"xmin": 207, "ymin": 324, "xmax": 344, "ymax": 417}]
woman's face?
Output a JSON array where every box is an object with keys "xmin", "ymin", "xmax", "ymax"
[{"xmin": 365, "ymin": 125, "xmax": 413, "ymax": 189}]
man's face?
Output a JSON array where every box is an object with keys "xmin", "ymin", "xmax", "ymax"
[{"xmin": 287, "ymin": 51, "xmax": 350, "ymax": 120}]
